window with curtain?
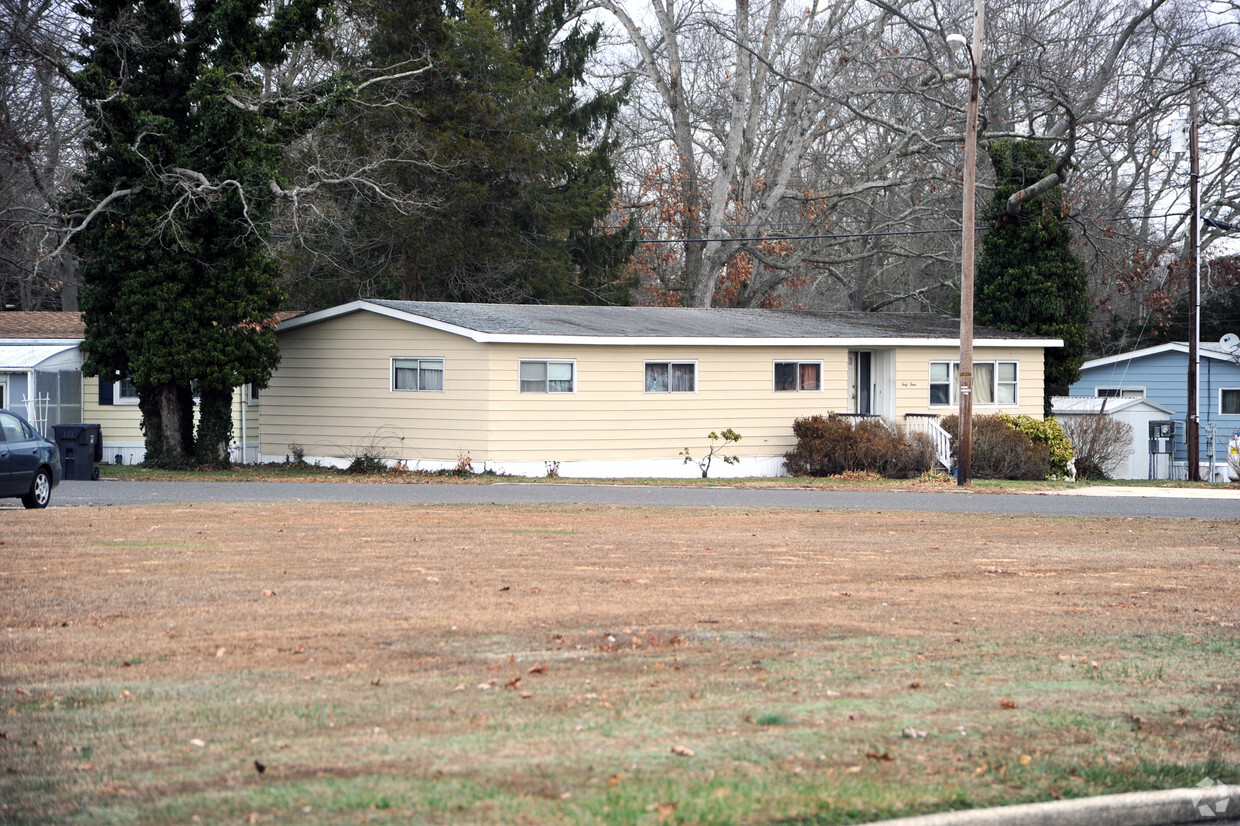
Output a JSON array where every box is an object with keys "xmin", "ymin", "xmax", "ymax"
[
  {"xmin": 930, "ymin": 361, "xmax": 1018, "ymax": 406},
  {"xmin": 520, "ymin": 360, "xmax": 575, "ymax": 393},
  {"xmin": 645, "ymin": 362, "xmax": 696, "ymax": 393},
  {"xmin": 774, "ymin": 362, "xmax": 821, "ymax": 392},
  {"xmin": 392, "ymin": 358, "xmax": 444, "ymax": 391}
]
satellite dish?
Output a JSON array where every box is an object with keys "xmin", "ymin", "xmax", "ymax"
[{"xmin": 1221, "ymin": 333, "xmax": 1240, "ymax": 352}]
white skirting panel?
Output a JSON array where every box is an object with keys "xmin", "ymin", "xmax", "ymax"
[{"xmin": 258, "ymin": 453, "xmax": 790, "ymax": 478}]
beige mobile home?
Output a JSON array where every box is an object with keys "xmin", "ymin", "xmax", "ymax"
[{"xmin": 262, "ymin": 300, "xmax": 1060, "ymax": 477}]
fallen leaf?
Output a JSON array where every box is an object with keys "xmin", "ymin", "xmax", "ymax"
[
  {"xmin": 670, "ymin": 745, "xmax": 695, "ymax": 757},
  {"xmin": 254, "ymin": 760, "xmax": 266, "ymax": 774},
  {"xmin": 1019, "ymin": 754, "xmax": 1032, "ymax": 765},
  {"xmin": 504, "ymin": 677, "xmax": 522, "ymax": 690},
  {"xmin": 998, "ymin": 698, "xmax": 1018, "ymax": 710},
  {"xmin": 190, "ymin": 738, "xmax": 205, "ymax": 748},
  {"xmin": 527, "ymin": 664, "xmax": 548, "ymax": 675},
  {"xmin": 261, "ymin": 589, "xmax": 276, "ymax": 597},
  {"xmin": 865, "ymin": 750, "xmax": 893, "ymax": 762},
  {"xmin": 909, "ymin": 680, "xmax": 922, "ymax": 689},
  {"xmin": 215, "ymin": 647, "xmax": 226, "ymax": 658},
  {"xmin": 370, "ymin": 678, "xmax": 382, "ymax": 687},
  {"xmin": 292, "ymin": 645, "xmax": 305, "ymax": 655},
  {"xmin": 656, "ymin": 801, "xmax": 677, "ymax": 822}
]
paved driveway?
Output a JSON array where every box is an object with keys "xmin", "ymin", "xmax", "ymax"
[{"xmin": 41, "ymin": 479, "xmax": 1240, "ymax": 519}]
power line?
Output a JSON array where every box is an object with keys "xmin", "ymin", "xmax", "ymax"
[{"xmin": 623, "ymin": 226, "xmax": 981, "ymax": 244}]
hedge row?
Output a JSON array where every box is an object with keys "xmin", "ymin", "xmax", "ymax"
[
  {"xmin": 784, "ymin": 413, "xmax": 1075, "ymax": 481},
  {"xmin": 783, "ymin": 414, "xmax": 938, "ymax": 479}
]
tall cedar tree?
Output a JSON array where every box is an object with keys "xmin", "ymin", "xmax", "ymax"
[
  {"xmin": 289, "ymin": 0, "xmax": 633, "ymax": 308},
  {"xmin": 69, "ymin": 0, "xmax": 329, "ymax": 467},
  {"xmin": 976, "ymin": 140, "xmax": 1090, "ymax": 409}
]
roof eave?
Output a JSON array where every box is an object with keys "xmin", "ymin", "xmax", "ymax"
[{"xmin": 279, "ymin": 302, "xmax": 1060, "ymax": 348}]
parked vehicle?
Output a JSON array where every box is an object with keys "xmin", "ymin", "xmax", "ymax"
[{"xmin": 0, "ymin": 409, "xmax": 63, "ymax": 509}]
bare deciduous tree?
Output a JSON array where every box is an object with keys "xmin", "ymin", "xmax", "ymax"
[
  {"xmin": 0, "ymin": 0, "xmax": 84, "ymax": 309},
  {"xmin": 602, "ymin": 0, "xmax": 1240, "ymax": 321},
  {"xmin": 1059, "ymin": 413, "xmax": 1135, "ymax": 480}
]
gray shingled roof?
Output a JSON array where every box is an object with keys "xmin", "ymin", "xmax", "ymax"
[{"xmin": 363, "ymin": 299, "xmax": 1048, "ymax": 342}]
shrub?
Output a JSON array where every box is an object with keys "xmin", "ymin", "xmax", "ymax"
[
  {"xmin": 999, "ymin": 414, "xmax": 1075, "ymax": 478},
  {"xmin": 941, "ymin": 414, "xmax": 1051, "ymax": 480},
  {"xmin": 784, "ymin": 414, "xmax": 937, "ymax": 479},
  {"xmin": 346, "ymin": 454, "xmax": 387, "ymax": 474},
  {"xmin": 681, "ymin": 429, "xmax": 742, "ymax": 478},
  {"xmin": 1059, "ymin": 415, "xmax": 1134, "ymax": 480}
]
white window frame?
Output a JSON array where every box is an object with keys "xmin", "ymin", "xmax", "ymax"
[
  {"xmin": 246, "ymin": 383, "xmax": 261, "ymax": 405},
  {"xmin": 929, "ymin": 360, "xmax": 1020, "ymax": 407},
  {"xmin": 519, "ymin": 359, "xmax": 576, "ymax": 394},
  {"xmin": 392, "ymin": 358, "xmax": 445, "ymax": 392},
  {"xmin": 113, "ymin": 377, "xmax": 140, "ymax": 405},
  {"xmin": 1220, "ymin": 388, "xmax": 1240, "ymax": 416},
  {"xmin": 1096, "ymin": 386, "xmax": 1146, "ymax": 399},
  {"xmin": 644, "ymin": 361, "xmax": 697, "ymax": 394},
  {"xmin": 773, "ymin": 361, "xmax": 822, "ymax": 392}
]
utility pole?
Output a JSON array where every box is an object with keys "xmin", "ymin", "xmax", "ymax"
[
  {"xmin": 1187, "ymin": 75, "xmax": 1200, "ymax": 482},
  {"xmin": 952, "ymin": 0, "xmax": 984, "ymax": 487}
]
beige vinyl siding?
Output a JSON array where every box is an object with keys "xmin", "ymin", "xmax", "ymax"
[
  {"xmin": 82, "ymin": 375, "xmax": 144, "ymax": 445},
  {"xmin": 262, "ymin": 312, "xmax": 491, "ymax": 463},
  {"xmin": 482, "ymin": 344, "xmax": 851, "ymax": 463},
  {"xmin": 893, "ymin": 345, "xmax": 1046, "ymax": 417}
]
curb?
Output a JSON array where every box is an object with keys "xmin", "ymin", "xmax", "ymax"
[{"xmin": 866, "ymin": 786, "xmax": 1237, "ymax": 826}]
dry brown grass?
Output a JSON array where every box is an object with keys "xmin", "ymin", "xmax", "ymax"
[{"xmin": 2, "ymin": 504, "xmax": 1238, "ymax": 824}]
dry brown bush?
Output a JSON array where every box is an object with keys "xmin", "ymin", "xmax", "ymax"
[
  {"xmin": 784, "ymin": 414, "xmax": 937, "ymax": 478},
  {"xmin": 1059, "ymin": 414, "xmax": 1134, "ymax": 480}
]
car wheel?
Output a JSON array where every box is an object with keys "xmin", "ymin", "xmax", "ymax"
[{"xmin": 22, "ymin": 468, "xmax": 52, "ymax": 509}]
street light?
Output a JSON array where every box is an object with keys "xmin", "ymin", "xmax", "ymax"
[{"xmin": 948, "ymin": 0, "xmax": 984, "ymax": 486}]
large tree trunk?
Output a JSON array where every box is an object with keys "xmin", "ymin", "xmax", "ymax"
[
  {"xmin": 139, "ymin": 381, "xmax": 194, "ymax": 468},
  {"xmin": 195, "ymin": 386, "xmax": 234, "ymax": 468}
]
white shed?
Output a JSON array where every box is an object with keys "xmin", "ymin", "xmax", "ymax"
[{"xmin": 1052, "ymin": 396, "xmax": 1177, "ymax": 480}]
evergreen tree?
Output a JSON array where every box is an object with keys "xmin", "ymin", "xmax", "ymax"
[
  {"xmin": 69, "ymin": 0, "xmax": 330, "ymax": 466},
  {"xmin": 976, "ymin": 140, "xmax": 1090, "ymax": 408},
  {"xmin": 283, "ymin": 0, "xmax": 634, "ymax": 308}
]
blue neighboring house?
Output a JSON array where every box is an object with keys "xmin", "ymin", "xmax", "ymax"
[{"xmin": 1069, "ymin": 340, "xmax": 1240, "ymax": 477}]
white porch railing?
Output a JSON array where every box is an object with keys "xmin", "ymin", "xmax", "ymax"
[
  {"xmin": 22, "ymin": 394, "xmax": 50, "ymax": 436},
  {"xmin": 904, "ymin": 413, "xmax": 952, "ymax": 471}
]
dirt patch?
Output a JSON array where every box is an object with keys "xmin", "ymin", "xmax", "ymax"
[{"xmin": 2, "ymin": 504, "xmax": 1237, "ymax": 679}]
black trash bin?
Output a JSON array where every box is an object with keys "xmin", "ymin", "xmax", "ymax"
[{"xmin": 52, "ymin": 423, "xmax": 102, "ymax": 481}]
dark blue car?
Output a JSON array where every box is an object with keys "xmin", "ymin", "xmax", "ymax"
[{"xmin": 0, "ymin": 409, "xmax": 62, "ymax": 509}]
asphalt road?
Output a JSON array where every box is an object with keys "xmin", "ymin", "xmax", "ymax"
[{"xmin": 38, "ymin": 479, "xmax": 1240, "ymax": 519}]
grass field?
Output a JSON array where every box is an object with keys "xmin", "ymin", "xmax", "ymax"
[{"xmin": 2, "ymin": 502, "xmax": 1238, "ymax": 824}]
